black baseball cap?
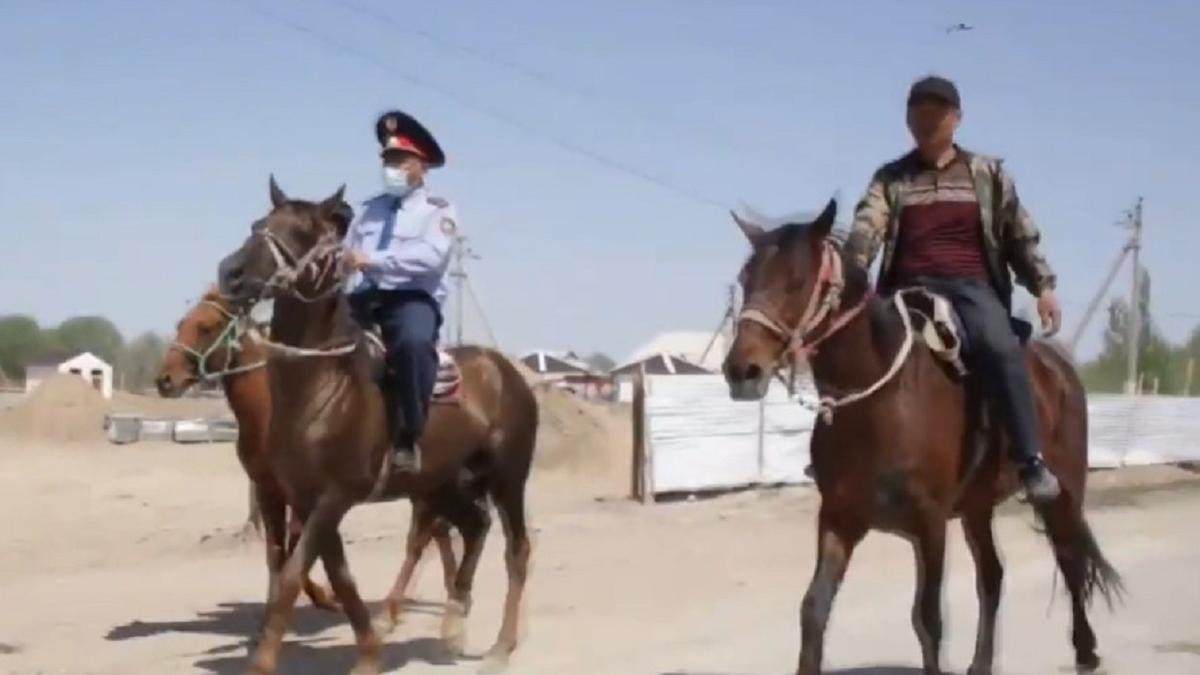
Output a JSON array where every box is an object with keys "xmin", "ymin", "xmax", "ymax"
[{"xmin": 907, "ymin": 76, "xmax": 961, "ymax": 109}]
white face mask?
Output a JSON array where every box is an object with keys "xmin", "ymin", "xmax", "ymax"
[{"xmin": 382, "ymin": 166, "xmax": 414, "ymax": 197}]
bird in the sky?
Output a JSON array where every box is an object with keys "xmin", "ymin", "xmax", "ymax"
[{"xmin": 946, "ymin": 23, "xmax": 975, "ymax": 33}]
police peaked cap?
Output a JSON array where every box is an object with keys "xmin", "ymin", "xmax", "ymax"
[{"xmin": 375, "ymin": 110, "xmax": 446, "ymax": 168}]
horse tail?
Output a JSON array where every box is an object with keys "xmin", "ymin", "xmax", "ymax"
[
  {"xmin": 1032, "ymin": 497, "xmax": 1125, "ymax": 610},
  {"xmin": 1030, "ymin": 339, "xmax": 1125, "ymax": 610}
]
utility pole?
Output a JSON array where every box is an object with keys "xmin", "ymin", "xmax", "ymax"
[
  {"xmin": 1124, "ymin": 197, "xmax": 1144, "ymax": 394},
  {"xmin": 448, "ymin": 234, "xmax": 479, "ymax": 346}
]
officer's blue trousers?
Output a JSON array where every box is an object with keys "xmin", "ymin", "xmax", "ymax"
[
  {"xmin": 348, "ymin": 289, "xmax": 441, "ymax": 444},
  {"xmin": 908, "ymin": 277, "xmax": 1041, "ymax": 467}
]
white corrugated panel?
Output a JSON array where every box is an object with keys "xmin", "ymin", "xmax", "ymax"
[
  {"xmin": 645, "ymin": 375, "xmax": 816, "ymax": 494},
  {"xmin": 1089, "ymin": 394, "xmax": 1200, "ymax": 466},
  {"xmin": 644, "ymin": 374, "xmax": 1200, "ymax": 497},
  {"xmin": 645, "ymin": 375, "xmax": 761, "ymax": 493}
]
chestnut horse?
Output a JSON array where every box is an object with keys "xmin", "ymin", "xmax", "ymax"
[
  {"xmin": 157, "ymin": 288, "xmax": 459, "ymax": 627},
  {"xmin": 215, "ymin": 178, "xmax": 538, "ymax": 675},
  {"xmin": 723, "ymin": 200, "xmax": 1121, "ymax": 675}
]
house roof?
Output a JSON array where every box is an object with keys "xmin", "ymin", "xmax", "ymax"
[
  {"xmin": 24, "ymin": 351, "xmax": 110, "ymax": 369},
  {"xmin": 622, "ymin": 331, "xmax": 729, "ymax": 372},
  {"xmin": 518, "ymin": 350, "xmax": 599, "ymax": 376},
  {"xmin": 611, "ymin": 352, "xmax": 712, "ymax": 376}
]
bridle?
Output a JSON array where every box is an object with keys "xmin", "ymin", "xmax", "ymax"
[
  {"xmin": 738, "ymin": 238, "xmax": 872, "ymax": 373},
  {"xmin": 233, "ymin": 226, "xmax": 361, "ymax": 360},
  {"xmin": 735, "ymin": 236, "xmax": 914, "ymax": 422},
  {"xmin": 259, "ymin": 228, "xmax": 346, "ymax": 304},
  {"xmin": 169, "ymin": 299, "xmax": 265, "ymax": 382}
]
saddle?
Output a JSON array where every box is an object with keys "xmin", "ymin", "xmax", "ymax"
[
  {"xmin": 895, "ymin": 287, "xmax": 1034, "ymax": 379},
  {"xmin": 362, "ymin": 329, "xmax": 463, "ymax": 404},
  {"xmin": 896, "ymin": 288, "xmax": 970, "ymax": 377}
]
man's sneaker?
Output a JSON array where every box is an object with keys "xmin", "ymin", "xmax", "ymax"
[
  {"xmin": 1018, "ymin": 457, "xmax": 1060, "ymax": 503},
  {"xmin": 391, "ymin": 442, "xmax": 421, "ymax": 474}
]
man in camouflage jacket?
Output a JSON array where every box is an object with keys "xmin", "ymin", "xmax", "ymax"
[{"xmin": 846, "ymin": 75, "xmax": 1063, "ymax": 502}]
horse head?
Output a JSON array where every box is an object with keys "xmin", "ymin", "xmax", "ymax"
[
  {"xmin": 217, "ymin": 176, "xmax": 353, "ymax": 309},
  {"xmin": 723, "ymin": 198, "xmax": 843, "ymax": 401},
  {"xmin": 156, "ymin": 285, "xmax": 244, "ymax": 397}
]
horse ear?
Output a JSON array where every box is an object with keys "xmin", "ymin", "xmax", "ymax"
[
  {"xmin": 811, "ymin": 197, "xmax": 837, "ymax": 237},
  {"xmin": 269, "ymin": 174, "xmax": 288, "ymax": 208},
  {"xmin": 319, "ymin": 184, "xmax": 352, "ymax": 236},
  {"xmin": 731, "ymin": 210, "xmax": 765, "ymax": 244}
]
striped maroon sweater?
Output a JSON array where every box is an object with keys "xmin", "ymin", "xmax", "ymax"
[{"xmin": 893, "ymin": 154, "xmax": 989, "ymax": 283}]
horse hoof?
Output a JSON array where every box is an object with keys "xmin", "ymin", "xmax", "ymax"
[
  {"xmin": 479, "ymin": 646, "xmax": 512, "ymax": 674},
  {"xmin": 441, "ymin": 601, "xmax": 468, "ymax": 656},
  {"xmin": 442, "ymin": 630, "xmax": 467, "ymax": 658},
  {"xmin": 348, "ymin": 661, "xmax": 380, "ymax": 675},
  {"xmin": 372, "ymin": 611, "xmax": 398, "ymax": 636},
  {"xmin": 1076, "ymin": 654, "xmax": 1103, "ymax": 673},
  {"xmin": 967, "ymin": 667, "xmax": 992, "ymax": 675}
]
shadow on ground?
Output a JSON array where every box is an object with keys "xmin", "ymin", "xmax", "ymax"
[
  {"xmin": 661, "ymin": 668, "xmax": 932, "ymax": 675},
  {"xmin": 193, "ymin": 636, "xmax": 465, "ymax": 675},
  {"xmin": 106, "ymin": 598, "xmax": 446, "ymax": 644},
  {"xmin": 106, "ymin": 599, "xmax": 461, "ymax": 673}
]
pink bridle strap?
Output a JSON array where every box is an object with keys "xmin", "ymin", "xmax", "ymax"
[{"xmin": 738, "ymin": 239, "xmax": 861, "ymax": 357}]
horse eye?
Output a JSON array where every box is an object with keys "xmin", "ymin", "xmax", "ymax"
[{"xmin": 250, "ymin": 219, "xmax": 266, "ymax": 233}]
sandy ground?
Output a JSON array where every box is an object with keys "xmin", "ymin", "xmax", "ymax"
[{"xmin": 1, "ymin": 439, "xmax": 1198, "ymax": 675}]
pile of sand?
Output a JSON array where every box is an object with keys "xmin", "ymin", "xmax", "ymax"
[
  {"xmin": 0, "ymin": 375, "xmax": 110, "ymax": 444},
  {"xmin": 0, "ymin": 376, "xmax": 233, "ymax": 446},
  {"xmin": 510, "ymin": 358, "xmax": 633, "ymax": 495}
]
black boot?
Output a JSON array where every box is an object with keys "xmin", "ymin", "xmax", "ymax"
[{"xmin": 1018, "ymin": 455, "xmax": 1060, "ymax": 503}]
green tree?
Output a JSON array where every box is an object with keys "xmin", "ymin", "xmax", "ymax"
[
  {"xmin": 53, "ymin": 316, "xmax": 124, "ymax": 364},
  {"xmin": 0, "ymin": 315, "xmax": 44, "ymax": 381},
  {"xmin": 1079, "ymin": 266, "xmax": 1187, "ymax": 394},
  {"xmin": 118, "ymin": 332, "xmax": 168, "ymax": 393}
]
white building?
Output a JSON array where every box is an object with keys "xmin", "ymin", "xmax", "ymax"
[
  {"xmin": 24, "ymin": 351, "xmax": 114, "ymax": 399},
  {"xmin": 611, "ymin": 331, "xmax": 729, "ymax": 403}
]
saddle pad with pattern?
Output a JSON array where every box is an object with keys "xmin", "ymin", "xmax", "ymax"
[
  {"xmin": 896, "ymin": 287, "xmax": 968, "ymax": 377},
  {"xmin": 364, "ymin": 330, "xmax": 462, "ymax": 403}
]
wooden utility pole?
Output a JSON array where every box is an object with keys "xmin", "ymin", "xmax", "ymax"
[{"xmin": 1124, "ymin": 197, "xmax": 1144, "ymax": 394}]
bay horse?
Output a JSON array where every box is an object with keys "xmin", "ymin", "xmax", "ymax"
[
  {"xmin": 156, "ymin": 287, "xmax": 459, "ymax": 627},
  {"xmin": 214, "ymin": 177, "xmax": 537, "ymax": 675},
  {"xmin": 722, "ymin": 200, "xmax": 1122, "ymax": 675}
]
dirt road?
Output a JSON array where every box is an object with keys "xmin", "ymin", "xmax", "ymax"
[{"xmin": 1, "ymin": 441, "xmax": 1197, "ymax": 675}]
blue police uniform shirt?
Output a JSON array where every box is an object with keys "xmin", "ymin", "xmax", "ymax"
[{"xmin": 343, "ymin": 186, "xmax": 456, "ymax": 304}]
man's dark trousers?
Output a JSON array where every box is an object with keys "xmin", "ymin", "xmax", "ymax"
[
  {"xmin": 348, "ymin": 289, "xmax": 441, "ymax": 445},
  {"xmin": 909, "ymin": 276, "xmax": 1041, "ymax": 467}
]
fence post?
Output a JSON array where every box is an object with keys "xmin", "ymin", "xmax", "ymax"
[{"xmin": 631, "ymin": 366, "xmax": 654, "ymax": 504}]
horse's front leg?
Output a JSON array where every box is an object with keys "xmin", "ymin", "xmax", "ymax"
[
  {"xmin": 911, "ymin": 513, "xmax": 948, "ymax": 675},
  {"xmin": 798, "ymin": 508, "xmax": 865, "ymax": 675}
]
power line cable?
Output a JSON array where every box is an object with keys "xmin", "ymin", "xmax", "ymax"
[{"xmin": 235, "ymin": 0, "xmax": 729, "ymax": 211}]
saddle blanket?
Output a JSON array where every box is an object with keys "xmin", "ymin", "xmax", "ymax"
[
  {"xmin": 364, "ymin": 331, "xmax": 462, "ymax": 403},
  {"xmin": 896, "ymin": 287, "xmax": 968, "ymax": 376}
]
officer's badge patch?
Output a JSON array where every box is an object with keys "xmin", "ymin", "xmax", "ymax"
[
  {"xmin": 440, "ymin": 218, "xmax": 456, "ymax": 236},
  {"xmin": 384, "ymin": 116, "xmax": 398, "ymax": 133},
  {"xmin": 426, "ymin": 196, "xmax": 449, "ymax": 208}
]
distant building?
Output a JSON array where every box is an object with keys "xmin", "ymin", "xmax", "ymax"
[
  {"xmin": 24, "ymin": 351, "xmax": 114, "ymax": 399},
  {"xmin": 610, "ymin": 333, "xmax": 721, "ymax": 403},
  {"xmin": 621, "ymin": 330, "xmax": 731, "ymax": 373},
  {"xmin": 518, "ymin": 350, "xmax": 613, "ymax": 400}
]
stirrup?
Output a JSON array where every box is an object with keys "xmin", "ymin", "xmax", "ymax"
[{"xmin": 391, "ymin": 442, "xmax": 421, "ymax": 474}]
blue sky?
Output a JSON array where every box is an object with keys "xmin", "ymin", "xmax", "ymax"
[{"xmin": 3, "ymin": 0, "xmax": 1198, "ymax": 360}]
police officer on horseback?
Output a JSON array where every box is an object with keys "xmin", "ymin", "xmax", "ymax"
[
  {"xmin": 847, "ymin": 75, "xmax": 1062, "ymax": 502},
  {"xmin": 342, "ymin": 110, "xmax": 457, "ymax": 473}
]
